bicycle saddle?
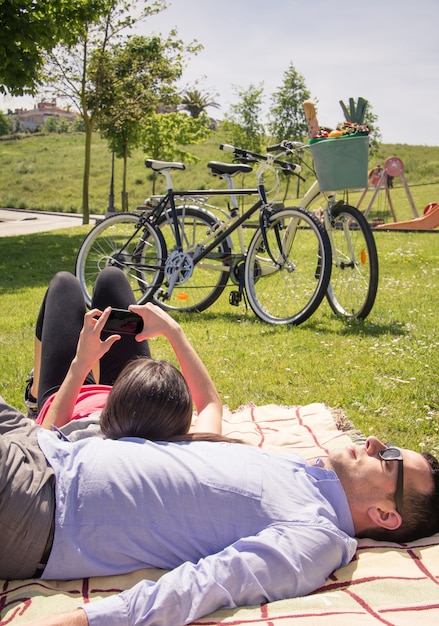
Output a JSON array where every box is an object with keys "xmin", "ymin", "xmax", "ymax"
[
  {"xmin": 208, "ymin": 161, "xmax": 253, "ymax": 176},
  {"xmin": 144, "ymin": 159, "xmax": 185, "ymax": 171}
]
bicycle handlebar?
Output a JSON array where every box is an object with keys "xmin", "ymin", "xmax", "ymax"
[
  {"xmin": 219, "ymin": 144, "xmax": 302, "ymax": 175},
  {"xmin": 266, "ymin": 139, "xmax": 307, "ymax": 153}
]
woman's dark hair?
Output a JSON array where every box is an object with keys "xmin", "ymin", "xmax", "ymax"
[{"xmin": 100, "ymin": 357, "xmax": 193, "ymax": 440}]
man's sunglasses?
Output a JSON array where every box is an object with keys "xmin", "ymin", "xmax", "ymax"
[{"xmin": 379, "ymin": 445, "xmax": 404, "ymax": 514}]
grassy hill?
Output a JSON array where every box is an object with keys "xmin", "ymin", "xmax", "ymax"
[{"xmin": 0, "ymin": 131, "xmax": 438, "ymax": 223}]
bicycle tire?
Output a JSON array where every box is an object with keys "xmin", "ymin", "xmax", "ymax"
[
  {"xmin": 75, "ymin": 212, "xmax": 166, "ymax": 307},
  {"xmin": 325, "ymin": 203, "xmax": 379, "ymax": 319},
  {"xmin": 244, "ymin": 206, "xmax": 332, "ymax": 325},
  {"xmin": 153, "ymin": 206, "xmax": 231, "ymax": 312}
]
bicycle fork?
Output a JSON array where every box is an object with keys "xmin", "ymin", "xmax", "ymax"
[{"xmin": 323, "ymin": 199, "xmax": 357, "ymax": 270}]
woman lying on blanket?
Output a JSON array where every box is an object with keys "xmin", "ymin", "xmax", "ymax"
[{"xmin": 24, "ymin": 267, "xmax": 222, "ymax": 440}]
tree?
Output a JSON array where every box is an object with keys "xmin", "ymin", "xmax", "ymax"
[
  {"xmin": 0, "ymin": 0, "xmax": 109, "ymax": 95},
  {"xmin": 42, "ymin": 116, "xmax": 71, "ymax": 133},
  {"xmin": 180, "ymin": 89, "xmax": 220, "ymax": 118},
  {"xmin": 43, "ymin": 0, "xmax": 167, "ymax": 223},
  {"xmin": 95, "ymin": 33, "xmax": 200, "ymax": 210},
  {"xmin": 268, "ymin": 63, "xmax": 313, "ymax": 199},
  {"xmin": 42, "ymin": 116, "xmax": 60, "ymax": 133},
  {"xmin": 142, "ymin": 112, "xmax": 212, "ymax": 194},
  {"xmin": 363, "ymin": 103, "xmax": 382, "ymax": 157},
  {"xmin": 0, "ymin": 110, "xmax": 11, "ymax": 136},
  {"xmin": 268, "ymin": 62, "xmax": 311, "ymax": 143},
  {"xmin": 223, "ymin": 84, "xmax": 265, "ymax": 153}
]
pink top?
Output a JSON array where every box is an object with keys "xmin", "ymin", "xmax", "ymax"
[{"xmin": 36, "ymin": 384, "xmax": 112, "ymax": 425}]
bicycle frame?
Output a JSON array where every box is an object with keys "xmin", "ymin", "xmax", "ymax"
[
  {"xmin": 154, "ymin": 191, "xmax": 260, "ymax": 257},
  {"xmin": 117, "ymin": 177, "xmax": 307, "ymax": 282},
  {"xmin": 143, "ymin": 157, "xmax": 292, "ymax": 296},
  {"xmin": 92, "ymin": 170, "xmax": 265, "ymax": 292},
  {"xmin": 148, "ymin": 166, "xmax": 257, "ymax": 247}
]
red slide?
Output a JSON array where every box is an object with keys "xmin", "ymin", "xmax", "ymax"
[{"xmin": 375, "ymin": 202, "xmax": 439, "ymax": 230}]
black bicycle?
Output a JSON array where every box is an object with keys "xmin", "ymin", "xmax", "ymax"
[{"xmin": 75, "ymin": 147, "xmax": 332, "ymax": 325}]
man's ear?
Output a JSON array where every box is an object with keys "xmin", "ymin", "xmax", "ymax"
[{"xmin": 368, "ymin": 506, "xmax": 402, "ymax": 530}]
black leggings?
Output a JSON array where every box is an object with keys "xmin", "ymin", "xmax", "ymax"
[{"xmin": 36, "ymin": 268, "xmax": 151, "ymax": 410}]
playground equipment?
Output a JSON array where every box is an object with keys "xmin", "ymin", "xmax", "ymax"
[
  {"xmin": 374, "ymin": 201, "xmax": 439, "ymax": 230},
  {"xmin": 357, "ymin": 156, "xmax": 439, "ymax": 230}
]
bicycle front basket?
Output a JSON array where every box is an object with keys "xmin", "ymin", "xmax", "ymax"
[{"xmin": 309, "ymin": 134, "xmax": 369, "ymax": 192}]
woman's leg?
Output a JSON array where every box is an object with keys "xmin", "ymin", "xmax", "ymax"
[
  {"xmin": 91, "ymin": 267, "xmax": 151, "ymax": 385},
  {"xmin": 37, "ymin": 272, "xmax": 94, "ymax": 410}
]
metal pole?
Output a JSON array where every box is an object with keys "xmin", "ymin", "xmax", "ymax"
[{"xmin": 106, "ymin": 152, "xmax": 116, "ymax": 216}]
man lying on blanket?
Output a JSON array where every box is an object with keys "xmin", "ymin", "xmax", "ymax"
[{"xmin": 1, "ymin": 396, "xmax": 439, "ymax": 626}]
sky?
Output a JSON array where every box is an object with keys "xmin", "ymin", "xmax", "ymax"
[{"xmin": 2, "ymin": 0, "xmax": 438, "ymax": 146}]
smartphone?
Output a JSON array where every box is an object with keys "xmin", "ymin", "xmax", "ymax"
[{"xmin": 101, "ymin": 309, "xmax": 144, "ymax": 335}]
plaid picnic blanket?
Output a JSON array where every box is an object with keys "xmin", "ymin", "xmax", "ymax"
[{"xmin": 2, "ymin": 403, "xmax": 439, "ymax": 625}]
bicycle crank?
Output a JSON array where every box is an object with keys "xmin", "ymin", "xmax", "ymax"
[{"xmin": 164, "ymin": 250, "xmax": 194, "ymax": 295}]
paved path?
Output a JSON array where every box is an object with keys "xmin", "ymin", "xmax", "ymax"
[{"xmin": 0, "ymin": 208, "xmax": 100, "ymax": 237}]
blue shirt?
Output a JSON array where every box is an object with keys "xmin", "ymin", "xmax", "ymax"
[{"xmin": 38, "ymin": 430, "xmax": 357, "ymax": 626}]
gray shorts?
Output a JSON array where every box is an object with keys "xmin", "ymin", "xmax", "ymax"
[{"xmin": 0, "ymin": 397, "xmax": 55, "ymax": 579}]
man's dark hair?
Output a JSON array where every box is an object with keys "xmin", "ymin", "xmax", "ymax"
[{"xmin": 360, "ymin": 452, "xmax": 439, "ymax": 543}]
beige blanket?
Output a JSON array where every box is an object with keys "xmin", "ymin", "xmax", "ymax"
[{"xmin": 2, "ymin": 403, "xmax": 439, "ymax": 625}]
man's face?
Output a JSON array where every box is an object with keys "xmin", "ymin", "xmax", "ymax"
[{"xmin": 325, "ymin": 436, "xmax": 433, "ymax": 531}]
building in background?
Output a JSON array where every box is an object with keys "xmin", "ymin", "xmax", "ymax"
[{"xmin": 9, "ymin": 99, "xmax": 77, "ymax": 131}]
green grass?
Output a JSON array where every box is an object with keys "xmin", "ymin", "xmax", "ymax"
[
  {"xmin": 0, "ymin": 132, "xmax": 438, "ymax": 222},
  {"xmin": 0, "ymin": 226, "xmax": 438, "ymax": 456}
]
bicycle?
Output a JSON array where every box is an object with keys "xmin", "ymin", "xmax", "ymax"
[
  {"xmin": 232, "ymin": 139, "xmax": 379, "ymax": 320},
  {"xmin": 75, "ymin": 151, "xmax": 333, "ymax": 325},
  {"xmin": 296, "ymin": 141, "xmax": 379, "ymax": 320}
]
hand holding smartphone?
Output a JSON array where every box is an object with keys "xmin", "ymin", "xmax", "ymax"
[{"xmin": 101, "ymin": 308, "xmax": 144, "ymax": 335}]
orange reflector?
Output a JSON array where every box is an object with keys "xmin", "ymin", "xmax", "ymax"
[
  {"xmin": 176, "ymin": 293, "xmax": 189, "ymax": 301},
  {"xmin": 360, "ymin": 249, "xmax": 367, "ymax": 264}
]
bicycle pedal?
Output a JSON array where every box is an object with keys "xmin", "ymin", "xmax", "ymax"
[
  {"xmin": 229, "ymin": 290, "xmax": 242, "ymax": 306},
  {"xmin": 156, "ymin": 288, "xmax": 170, "ymax": 302}
]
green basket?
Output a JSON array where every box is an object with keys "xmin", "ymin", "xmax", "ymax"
[{"xmin": 309, "ymin": 134, "xmax": 369, "ymax": 191}]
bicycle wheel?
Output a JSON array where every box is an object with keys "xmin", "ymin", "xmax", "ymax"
[
  {"xmin": 325, "ymin": 203, "xmax": 379, "ymax": 319},
  {"xmin": 75, "ymin": 213, "xmax": 166, "ymax": 307},
  {"xmin": 244, "ymin": 207, "xmax": 332, "ymax": 325},
  {"xmin": 154, "ymin": 206, "xmax": 231, "ymax": 312}
]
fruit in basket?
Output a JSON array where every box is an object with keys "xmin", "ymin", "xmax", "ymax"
[
  {"xmin": 328, "ymin": 130, "xmax": 343, "ymax": 137},
  {"xmin": 335, "ymin": 121, "xmax": 370, "ymax": 136}
]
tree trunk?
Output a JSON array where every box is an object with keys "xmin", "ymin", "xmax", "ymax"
[
  {"xmin": 82, "ymin": 121, "xmax": 92, "ymax": 224},
  {"xmin": 121, "ymin": 143, "xmax": 128, "ymax": 211}
]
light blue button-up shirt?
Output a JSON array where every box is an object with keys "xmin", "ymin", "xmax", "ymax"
[{"xmin": 38, "ymin": 430, "xmax": 357, "ymax": 626}]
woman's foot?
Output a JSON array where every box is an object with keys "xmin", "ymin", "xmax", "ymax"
[{"xmin": 24, "ymin": 369, "xmax": 38, "ymax": 418}]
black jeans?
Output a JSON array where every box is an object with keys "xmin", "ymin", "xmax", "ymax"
[{"xmin": 36, "ymin": 267, "xmax": 151, "ymax": 410}]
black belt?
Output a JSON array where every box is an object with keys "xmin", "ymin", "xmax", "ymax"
[{"xmin": 33, "ymin": 515, "xmax": 55, "ymax": 578}]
